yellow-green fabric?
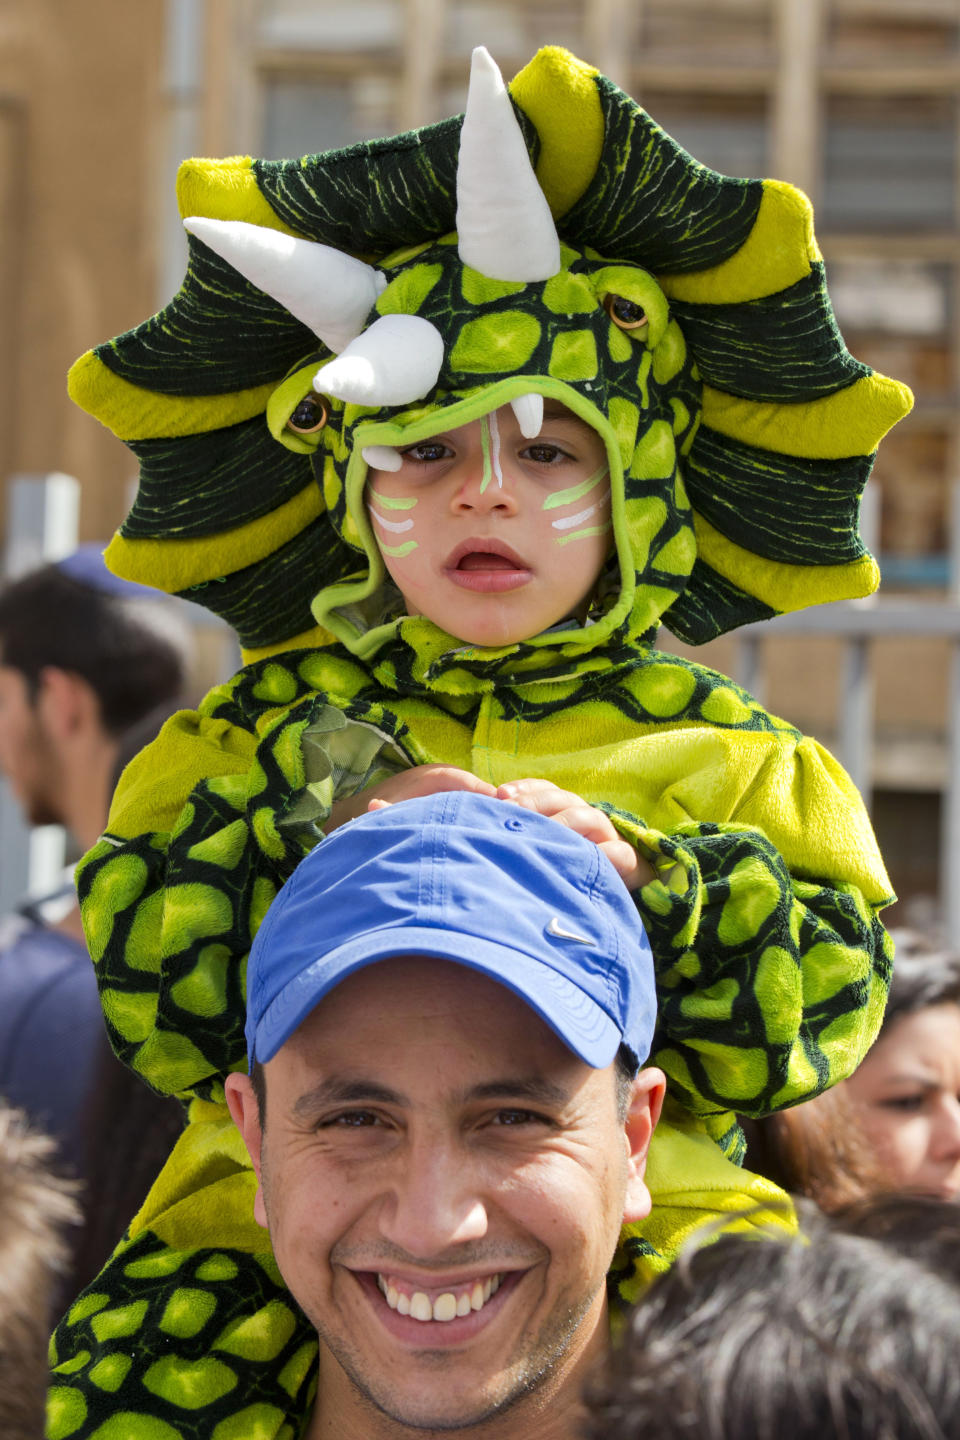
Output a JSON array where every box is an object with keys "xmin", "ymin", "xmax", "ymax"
[
  {"xmin": 56, "ymin": 634, "xmax": 888, "ymax": 1437},
  {"xmin": 54, "ymin": 40, "xmax": 908, "ymax": 1440}
]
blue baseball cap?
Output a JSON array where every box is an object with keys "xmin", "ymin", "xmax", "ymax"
[{"xmin": 245, "ymin": 790, "xmax": 657, "ymax": 1072}]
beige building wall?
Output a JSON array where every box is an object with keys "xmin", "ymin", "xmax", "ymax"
[{"xmin": 0, "ymin": 0, "xmax": 165, "ymax": 545}]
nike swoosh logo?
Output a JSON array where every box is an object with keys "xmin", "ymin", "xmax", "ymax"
[{"xmin": 546, "ymin": 917, "xmax": 596, "ymax": 946}]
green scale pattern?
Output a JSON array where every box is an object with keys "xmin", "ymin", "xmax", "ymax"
[
  {"xmin": 49, "ymin": 1233, "xmax": 313, "ymax": 1440},
  {"xmin": 79, "ymin": 643, "xmax": 891, "ymax": 1117},
  {"xmin": 61, "ymin": 639, "xmax": 893, "ymax": 1436}
]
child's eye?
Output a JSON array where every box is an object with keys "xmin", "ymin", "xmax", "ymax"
[
  {"xmin": 401, "ymin": 441, "xmax": 453, "ymax": 463},
  {"xmin": 521, "ymin": 443, "xmax": 569, "ymax": 465}
]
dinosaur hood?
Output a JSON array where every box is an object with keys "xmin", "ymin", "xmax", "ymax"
[{"xmin": 68, "ymin": 46, "xmax": 912, "ymax": 677}]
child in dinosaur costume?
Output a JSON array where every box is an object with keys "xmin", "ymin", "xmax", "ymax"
[{"xmin": 48, "ymin": 45, "xmax": 911, "ymax": 1440}]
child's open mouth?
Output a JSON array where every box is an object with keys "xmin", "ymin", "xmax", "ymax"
[
  {"xmin": 457, "ymin": 552, "xmax": 519, "ymax": 571},
  {"xmin": 446, "ymin": 541, "xmax": 532, "ymax": 592}
]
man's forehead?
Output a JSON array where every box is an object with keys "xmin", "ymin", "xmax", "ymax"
[{"xmin": 287, "ymin": 1070, "xmax": 579, "ymax": 1121}]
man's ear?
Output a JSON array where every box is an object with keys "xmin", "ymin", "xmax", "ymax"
[
  {"xmin": 225, "ymin": 1071, "xmax": 268, "ymax": 1230},
  {"xmin": 36, "ymin": 666, "xmax": 96, "ymax": 738},
  {"xmin": 622, "ymin": 1066, "xmax": 666, "ymax": 1224}
]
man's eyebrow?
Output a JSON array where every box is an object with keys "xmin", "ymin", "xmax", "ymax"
[
  {"xmin": 465, "ymin": 1077, "xmax": 573, "ymax": 1107},
  {"xmin": 291, "ymin": 1078, "xmax": 406, "ymax": 1118}
]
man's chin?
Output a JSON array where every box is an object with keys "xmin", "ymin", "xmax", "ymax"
[{"xmin": 325, "ymin": 1354, "xmax": 542, "ymax": 1434}]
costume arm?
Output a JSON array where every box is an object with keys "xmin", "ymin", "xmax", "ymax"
[
  {"xmin": 78, "ymin": 671, "xmax": 407, "ymax": 1102},
  {"xmin": 604, "ymin": 811, "xmax": 893, "ymax": 1120}
]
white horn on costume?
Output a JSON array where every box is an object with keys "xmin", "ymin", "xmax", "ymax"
[
  {"xmin": 315, "ymin": 314, "xmax": 444, "ymax": 407},
  {"xmin": 456, "ymin": 47, "xmax": 561, "ymax": 283},
  {"xmin": 183, "ymin": 216, "xmax": 386, "ymax": 354}
]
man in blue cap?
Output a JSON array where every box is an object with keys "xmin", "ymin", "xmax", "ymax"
[{"xmin": 225, "ymin": 789, "xmax": 666, "ymax": 1440}]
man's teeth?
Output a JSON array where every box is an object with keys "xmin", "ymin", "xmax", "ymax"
[{"xmin": 377, "ymin": 1273, "xmax": 502, "ymax": 1321}]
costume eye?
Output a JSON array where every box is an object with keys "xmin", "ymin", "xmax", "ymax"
[
  {"xmin": 286, "ymin": 392, "xmax": 329, "ymax": 434},
  {"xmin": 604, "ymin": 293, "xmax": 649, "ymax": 331}
]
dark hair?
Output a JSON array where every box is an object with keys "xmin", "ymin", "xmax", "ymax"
[
  {"xmin": 585, "ymin": 1199, "xmax": 960, "ymax": 1440},
  {"xmin": 0, "ymin": 564, "xmax": 185, "ymax": 736},
  {"xmin": 0, "ymin": 1105, "xmax": 80, "ymax": 1439},
  {"xmin": 883, "ymin": 930, "xmax": 960, "ymax": 1027},
  {"xmin": 737, "ymin": 1092, "xmax": 881, "ymax": 1213},
  {"xmin": 830, "ymin": 1190, "xmax": 960, "ymax": 1285},
  {"xmin": 248, "ymin": 1042, "xmax": 637, "ymax": 1124}
]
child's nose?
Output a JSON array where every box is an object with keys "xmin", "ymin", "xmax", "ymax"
[{"xmin": 452, "ymin": 468, "xmax": 520, "ymax": 514}]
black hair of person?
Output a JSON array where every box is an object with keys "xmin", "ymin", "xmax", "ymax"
[
  {"xmin": 585, "ymin": 1199, "xmax": 960, "ymax": 1440},
  {"xmin": 0, "ymin": 564, "xmax": 184, "ymax": 736},
  {"xmin": 882, "ymin": 930, "xmax": 960, "ymax": 1026}
]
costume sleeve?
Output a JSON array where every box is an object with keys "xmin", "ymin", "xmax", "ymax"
[
  {"xmin": 77, "ymin": 674, "xmax": 408, "ymax": 1102},
  {"xmin": 604, "ymin": 807, "xmax": 893, "ymax": 1120}
]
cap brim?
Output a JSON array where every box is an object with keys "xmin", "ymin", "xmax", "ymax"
[{"xmin": 251, "ymin": 926, "xmax": 623, "ymax": 1069}]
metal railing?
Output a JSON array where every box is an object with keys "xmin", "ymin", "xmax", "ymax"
[{"xmin": 735, "ymin": 600, "xmax": 960, "ymax": 937}]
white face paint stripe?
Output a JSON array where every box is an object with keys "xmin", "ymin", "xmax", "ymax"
[
  {"xmin": 369, "ymin": 507, "xmax": 415, "ymax": 534},
  {"xmin": 552, "ymin": 503, "xmax": 598, "ymax": 531},
  {"xmin": 488, "ymin": 408, "xmax": 504, "ymax": 489}
]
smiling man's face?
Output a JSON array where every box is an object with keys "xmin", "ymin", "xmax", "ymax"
[
  {"xmin": 227, "ymin": 957, "xmax": 661, "ymax": 1438},
  {"xmin": 364, "ymin": 403, "xmax": 612, "ymax": 648}
]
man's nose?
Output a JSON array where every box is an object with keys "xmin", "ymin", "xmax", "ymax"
[{"xmin": 376, "ymin": 1141, "xmax": 489, "ymax": 1255}]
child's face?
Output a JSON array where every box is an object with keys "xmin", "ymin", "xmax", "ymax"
[{"xmin": 364, "ymin": 403, "xmax": 611, "ymax": 648}]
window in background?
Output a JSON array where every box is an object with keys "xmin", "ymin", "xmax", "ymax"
[
  {"xmin": 639, "ymin": 93, "xmax": 768, "ymax": 180},
  {"xmin": 822, "ymin": 96, "xmax": 956, "ymax": 232}
]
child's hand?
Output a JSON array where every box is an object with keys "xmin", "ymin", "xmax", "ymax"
[
  {"xmin": 326, "ymin": 765, "xmax": 497, "ymax": 831},
  {"xmin": 495, "ymin": 778, "xmax": 655, "ymax": 891}
]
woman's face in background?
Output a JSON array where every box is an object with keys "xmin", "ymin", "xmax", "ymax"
[{"xmin": 842, "ymin": 1003, "xmax": 960, "ymax": 1201}]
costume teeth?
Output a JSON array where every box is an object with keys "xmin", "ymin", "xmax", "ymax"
[
  {"xmin": 362, "ymin": 445, "xmax": 403, "ymax": 472},
  {"xmin": 510, "ymin": 393, "xmax": 544, "ymax": 438}
]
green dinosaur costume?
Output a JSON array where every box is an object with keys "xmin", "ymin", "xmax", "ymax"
[{"xmin": 49, "ymin": 46, "xmax": 910, "ymax": 1440}]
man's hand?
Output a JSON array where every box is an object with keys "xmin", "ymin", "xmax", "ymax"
[
  {"xmin": 495, "ymin": 778, "xmax": 655, "ymax": 891},
  {"xmin": 326, "ymin": 765, "xmax": 497, "ymax": 832}
]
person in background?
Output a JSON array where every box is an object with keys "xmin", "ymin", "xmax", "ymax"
[
  {"xmin": 740, "ymin": 932, "xmax": 960, "ymax": 1209},
  {"xmin": 585, "ymin": 1195, "xmax": 960, "ymax": 1440},
  {"xmin": 0, "ymin": 551, "xmax": 189, "ymax": 1285},
  {"xmin": 0, "ymin": 1103, "xmax": 80, "ymax": 1440}
]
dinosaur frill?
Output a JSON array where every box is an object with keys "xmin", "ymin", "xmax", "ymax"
[{"xmin": 68, "ymin": 45, "xmax": 912, "ymax": 657}]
